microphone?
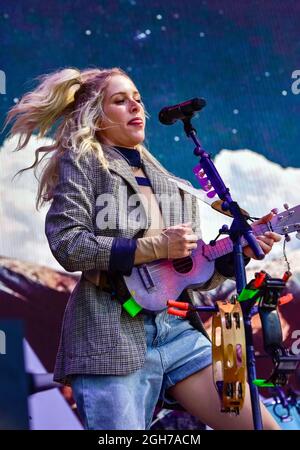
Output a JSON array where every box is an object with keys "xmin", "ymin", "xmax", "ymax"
[{"xmin": 159, "ymin": 97, "xmax": 206, "ymax": 125}]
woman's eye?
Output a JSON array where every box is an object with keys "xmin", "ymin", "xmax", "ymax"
[{"xmin": 115, "ymin": 98, "xmax": 142, "ymax": 104}]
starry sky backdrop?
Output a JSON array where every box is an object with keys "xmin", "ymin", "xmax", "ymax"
[{"xmin": 0, "ymin": 0, "xmax": 299, "ymax": 182}]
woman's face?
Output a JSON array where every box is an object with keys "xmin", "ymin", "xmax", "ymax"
[{"xmin": 98, "ymin": 74, "xmax": 145, "ymax": 148}]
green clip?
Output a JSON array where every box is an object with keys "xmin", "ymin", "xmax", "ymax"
[
  {"xmin": 122, "ymin": 296, "xmax": 143, "ymax": 317},
  {"xmin": 253, "ymin": 379, "xmax": 275, "ymax": 388},
  {"xmin": 238, "ymin": 288, "xmax": 260, "ymax": 302}
]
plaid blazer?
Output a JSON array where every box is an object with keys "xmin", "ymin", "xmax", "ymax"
[{"xmin": 45, "ymin": 147, "xmax": 227, "ymax": 384}]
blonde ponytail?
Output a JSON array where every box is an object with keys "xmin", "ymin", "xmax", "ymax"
[{"xmin": 3, "ymin": 68, "xmax": 82, "ymax": 151}]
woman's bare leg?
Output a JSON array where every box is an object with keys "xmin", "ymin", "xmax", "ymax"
[{"xmin": 168, "ymin": 365, "xmax": 280, "ymax": 430}]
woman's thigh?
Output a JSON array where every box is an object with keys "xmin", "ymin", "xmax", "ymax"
[{"xmin": 167, "ymin": 365, "xmax": 281, "ymax": 430}]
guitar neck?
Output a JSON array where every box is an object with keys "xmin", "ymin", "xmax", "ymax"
[{"xmin": 203, "ymin": 223, "xmax": 270, "ymax": 261}]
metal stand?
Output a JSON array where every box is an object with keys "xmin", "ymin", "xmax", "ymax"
[{"xmin": 181, "ymin": 116, "xmax": 265, "ymax": 429}]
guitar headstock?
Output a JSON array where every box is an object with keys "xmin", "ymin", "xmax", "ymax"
[{"xmin": 270, "ymin": 204, "xmax": 300, "ymax": 237}]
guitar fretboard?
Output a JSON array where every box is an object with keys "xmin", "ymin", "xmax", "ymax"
[{"xmin": 203, "ymin": 223, "xmax": 270, "ymax": 261}]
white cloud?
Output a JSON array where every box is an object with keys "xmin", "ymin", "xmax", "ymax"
[{"xmin": 0, "ymin": 134, "xmax": 63, "ymax": 270}]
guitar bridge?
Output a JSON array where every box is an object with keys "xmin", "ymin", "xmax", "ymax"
[{"xmin": 138, "ymin": 265, "xmax": 156, "ymax": 293}]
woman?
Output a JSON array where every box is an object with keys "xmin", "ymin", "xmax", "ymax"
[{"xmin": 5, "ymin": 67, "xmax": 281, "ymax": 430}]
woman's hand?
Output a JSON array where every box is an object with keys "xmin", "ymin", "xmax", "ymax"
[
  {"xmin": 134, "ymin": 222, "xmax": 198, "ymax": 265},
  {"xmin": 243, "ymin": 212, "xmax": 281, "ymax": 259},
  {"xmin": 161, "ymin": 222, "xmax": 198, "ymax": 259}
]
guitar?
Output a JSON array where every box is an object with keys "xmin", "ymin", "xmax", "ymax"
[{"xmin": 123, "ymin": 204, "xmax": 300, "ymax": 311}]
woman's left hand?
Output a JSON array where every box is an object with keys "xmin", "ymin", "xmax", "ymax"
[{"xmin": 243, "ymin": 212, "xmax": 282, "ymax": 259}]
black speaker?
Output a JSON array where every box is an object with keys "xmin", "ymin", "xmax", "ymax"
[{"xmin": 0, "ymin": 320, "xmax": 29, "ymax": 430}]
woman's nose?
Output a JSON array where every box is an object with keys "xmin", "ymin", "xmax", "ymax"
[{"xmin": 129, "ymin": 99, "xmax": 141, "ymax": 112}]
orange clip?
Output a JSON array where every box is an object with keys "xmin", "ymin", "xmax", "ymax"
[
  {"xmin": 278, "ymin": 293, "xmax": 294, "ymax": 306},
  {"xmin": 282, "ymin": 271, "xmax": 292, "ymax": 283},
  {"xmin": 167, "ymin": 300, "xmax": 190, "ymax": 310},
  {"xmin": 254, "ymin": 271, "xmax": 266, "ymax": 288},
  {"xmin": 167, "ymin": 307, "xmax": 188, "ymax": 318}
]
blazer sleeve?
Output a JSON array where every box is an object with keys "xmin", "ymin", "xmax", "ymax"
[{"xmin": 45, "ymin": 150, "xmax": 115, "ymax": 272}]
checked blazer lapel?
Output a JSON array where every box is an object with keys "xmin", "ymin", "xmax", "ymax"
[
  {"xmin": 142, "ymin": 158, "xmax": 183, "ymax": 227},
  {"xmin": 105, "ymin": 147, "xmax": 152, "ymax": 229},
  {"xmin": 105, "ymin": 147, "xmax": 141, "ymax": 194},
  {"xmin": 104, "ymin": 147, "xmax": 185, "ymax": 229}
]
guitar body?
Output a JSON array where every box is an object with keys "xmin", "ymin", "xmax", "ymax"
[{"xmin": 124, "ymin": 238, "xmax": 215, "ymax": 311}]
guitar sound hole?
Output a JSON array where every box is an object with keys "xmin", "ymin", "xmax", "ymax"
[{"xmin": 173, "ymin": 257, "xmax": 193, "ymax": 273}]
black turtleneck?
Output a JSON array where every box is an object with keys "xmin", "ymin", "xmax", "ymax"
[
  {"xmin": 114, "ymin": 146, "xmax": 142, "ymax": 168},
  {"xmin": 114, "ymin": 146, "xmax": 151, "ymax": 187}
]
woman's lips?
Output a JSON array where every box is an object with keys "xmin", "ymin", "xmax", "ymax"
[{"xmin": 128, "ymin": 120, "xmax": 144, "ymax": 127}]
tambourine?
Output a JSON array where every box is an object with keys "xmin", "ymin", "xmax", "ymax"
[{"xmin": 212, "ymin": 297, "xmax": 247, "ymax": 414}]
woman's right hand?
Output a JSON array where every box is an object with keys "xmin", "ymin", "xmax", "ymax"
[
  {"xmin": 160, "ymin": 222, "xmax": 198, "ymax": 259},
  {"xmin": 134, "ymin": 222, "xmax": 198, "ymax": 265}
]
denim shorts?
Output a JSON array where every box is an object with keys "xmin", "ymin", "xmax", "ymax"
[{"xmin": 71, "ymin": 309, "xmax": 212, "ymax": 430}]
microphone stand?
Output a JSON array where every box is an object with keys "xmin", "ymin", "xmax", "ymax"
[{"xmin": 181, "ymin": 117, "xmax": 265, "ymax": 430}]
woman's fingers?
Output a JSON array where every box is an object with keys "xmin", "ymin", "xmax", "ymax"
[
  {"xmin": 257, "ymin": 232, "xmax": 281, "ymax": 253},
  {"xmin": 185, "ymin": 233, "xmax": 198, "ymax": 242},
  {"xmin": 256, "ymin": 239, "xmax": 272, "ymax": 254},
  {"xmin": 256, "ymin": 233, "xmax": 281, "ymax": 255},
  {"xmin": 163, "ymin": 225, "xmax": 197, "ymax": 258},
  {"xmin": 264, "ymin": 231, "xmax": 281, "ymax": 242},
  {"xmin": 257, "ymin": 235, "xmax": 274, "ymax": 247},
  {"xmin": 243, "ymin": 229, "xmax": 281, "ymax": 259}
]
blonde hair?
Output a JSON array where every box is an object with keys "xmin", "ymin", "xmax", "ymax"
[{"xmin": 3, "ymin": 66, "xmax": 170, "ymax": 209}]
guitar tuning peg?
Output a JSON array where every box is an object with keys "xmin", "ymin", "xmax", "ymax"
[
  {"xmin": 284, "ymin": 234, "xmax": 291, "ymax": 242},
  {"xmin": 283, "ymin": 203, "xmax": 289, "ymax": 210},
  {"xmin": 271, "ymin": 208, "xmax": 279, "ymax": 214}
]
